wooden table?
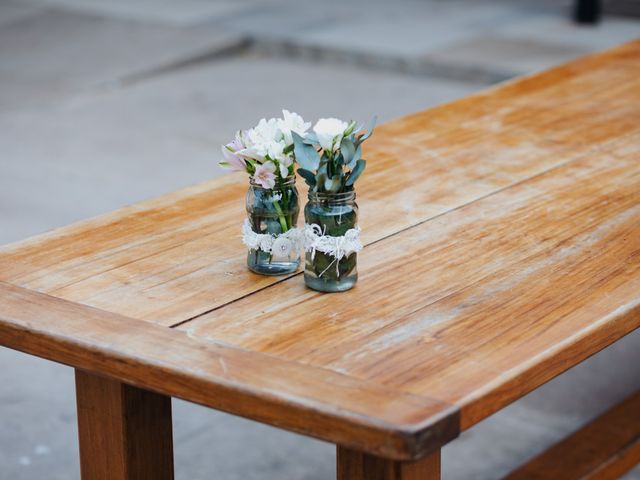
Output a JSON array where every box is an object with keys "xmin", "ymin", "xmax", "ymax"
[{"xmin": 1, "ymin": 41, "xmax": 639, "ymax": 479}]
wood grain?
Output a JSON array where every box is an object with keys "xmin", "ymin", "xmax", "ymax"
[
  {"xmin": 75, "ymin": 370, "xmax": 174, "ymax": 480},
  {"xmin": 505, "ymin": 391, "xmax": 640, "ymax": 480},
  {"xmin": 0, "ymin": 281, "xmax": 458, "ymax": 460},
  {"xmin": 0, "ymin": 41, "xmax": 639, "ymax": 464},
  {"xmin": 182, "ymin": 136, "xmax": 640, "ymax": 430},
  {"xmin": 0, "ymin": 41, "xmax": 638, "ymax": 327},
  {"xmin": 337, "ymin": 446, "xmax": 440, "ymax": 480}
]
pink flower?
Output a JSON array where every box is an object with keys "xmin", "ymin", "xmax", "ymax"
[
  {"xmin": 220, "ymin": 145, "xmax": 246, "ymax": 171},
  {"xmin": 253, "ymin": 161, "xmax": 276, "ymax": 189},
  {"xmin": 219, "ymin": 131, "xmax": 247, "ymax": 172}
]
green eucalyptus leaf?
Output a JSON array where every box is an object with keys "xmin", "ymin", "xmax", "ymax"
[
  {"xmin": 345, "ymin": 159, "xmax": 366, "ymax": 186},
  {"xmin": 347, "ymin": 144, "xmax": 361, "ymax": 169},
  {"xmin": 297, "ymin": 168, "xmax": 316, "ymax": 187},
  {"xmin": 340, "ymin": 139, "xmax": 355, "ymax": 165},
  {"xmin": 292, "ymin": 131, "xmax": 320, "ymax": 170},
  {"xmin": 324, "ymin": 174, "xmax": 342, "ymax": 193},
  {"xmin": 358, "ymin": 116, "xmax": 377, "ymax": 142},
  {"xmin": 327, "ymin": 156, "xmax": 335, "ymax": 178},
  {"xmin": 303, "ymin": 132, "xmax": 319, "ymax": 145},
  {"xmin": 316, "ymin": 172, "xmax": 327, "ymax": 192}
]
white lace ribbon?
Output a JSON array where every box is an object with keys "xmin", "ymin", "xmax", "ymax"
[
  {"xmin": 302, "ymin": 223, "xmax": 362, "ymax": 259},
  {"xmin": 302, "ymin": 223, "xmax": 362, "ymax": 277},
  {"xmin": 242, "ymin": 219, "xmax": 304, "ymax": 258},
  {"xmin": 241, "ymin": 220, "xmax": 362, "ymax": 276}
]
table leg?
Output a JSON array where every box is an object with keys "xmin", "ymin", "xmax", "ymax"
[
  {"xmin": 75, "ymin": 370, "xmax": 174, "ymax": 480},
  {"xmin": 574, "ymin": 0, "xmax": 601, "ymax": 23},
  {"xmin": 337, "ymin": 446, "xmax": 440, "ymax": 480}
]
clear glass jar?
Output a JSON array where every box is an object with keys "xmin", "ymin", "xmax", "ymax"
[
  {"xmin": 304, "ymin": 190, "xmax": 358, "ymax": 292},
  {"xmin": 246, "ymin": 176, "xmax": 300, "ymax": 275}
]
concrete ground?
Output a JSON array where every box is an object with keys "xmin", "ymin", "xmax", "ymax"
[{"xmin": 0, "ymin": 0, "xmax": 639, "ymax": 478}]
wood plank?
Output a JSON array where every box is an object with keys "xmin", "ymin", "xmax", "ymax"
[
  {"xmin": 505, "ymin": 391, "xmax": 640, "ymax": 480},
  {"xmin": 182, "ymin": 135, "xmax": 640, "ymax": 431},
  {"xmin": 1, "ymin": 42, "xmax": 639, "ymax": 467},
  {"xmin": 75, "ymin": 370, "xmax": 174, "ymax": 480},
  {"xmin": 0, "ymin": 281, "xmax": 458, "ymax": 460},
  {"xmin": 0, "ymin": 41, "xmax": 638, "ymax": 326},
  {"xmin": 337, "ymin": 446, "xmax": 440, "ymax": 480}
]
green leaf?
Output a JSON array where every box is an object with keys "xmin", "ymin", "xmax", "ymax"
[
  {"xmin": 358, "ymin": 116, "xmax": 377, "ymax": 142},
  {"xmin": 303, "ymin": 132, "xmax": 319, "ymax": 145},
  {"xmin": 244, "ymin": 158, "xmax": 256, "ymax": 174},
  {"xmin": 324, "ymin": 174, "xmax": 342, "ymax": 193},
  {"xmin": 343, "ymin": 120, "xmax": 358, "ymax": 137},
  {"xmin": 340, "ymin": 139, "xmax": 355, "ymax": 166},
  {"xmin": 316, "ymin": 172, "xmax": 327, "ymax": 192},
  {"xmin": 297, "ymin": 168, "xmax": 316, "ymax": 187},
  {"xmin": 292, "ymin": 131, "xmax": 320, "ymax": 170},
  {"xmin": 327, "ymin": 155, "xmax": 334, "ymax": 178},
  {"xmin": 345, "ymin": 159, "xmax": 366, "ymax": 186},
  {"xmin": 283, "ymin": 143, "xmax": 294, "ymax": 154},
  {"xmin": 347, "ymin": 144, "xmax": 361, "ymax": 169}
]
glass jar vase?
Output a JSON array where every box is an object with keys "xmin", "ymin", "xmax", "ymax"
[
  {"xmin": 304, "ymin": 190, "xmax": 360, "ymax": 292},
  {"xmin": 245, "ymin": 176, "xmax": 300, "ymax": 275}
]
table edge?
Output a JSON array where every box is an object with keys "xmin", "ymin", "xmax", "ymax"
[{"xmin": 0, "ymin": 281, "xmax": 459, "ymax": 460}]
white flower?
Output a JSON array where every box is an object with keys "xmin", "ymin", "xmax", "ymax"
[
  {"xmin": 227, "ymin": 115, "xmax": 298, "ymax": 176},
  {"xmin": 266, "ymin": 141, "xmax": 286, "ymax": 162},
  {"xmin": 313, "ymin": 117, "xmax": 349, "ymax": 152},
  {"xmin": 237, "ymin": 118, "xmax": 285, "ymax": 161},
  {"xmin": 278, "ymin": 154, "xmax": 293, "ymax": 178},
  {"xmin": 279, "ymin": 110, "xmax": 311, "ymax": 146},
  {"xmin": 279, "ymin": 155, "xmax": 293, "ymax": 168},
  {"xmin": 249, "ymin": 118, "xmax": 282, "ymax": 144}
]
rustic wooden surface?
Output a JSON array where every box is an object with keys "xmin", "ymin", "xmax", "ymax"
[
  {"xmin": 75, "ymin": 370, "xmax": 174, "ymax": 480},
  {"xmin": 505, "ymin": 391, "xmax": 640, "ymax": 480},
  {"xmin": 337, "ymin": 446, "xmax": 440, "ymax": 480},
  {"xmin": 184, "ymin": 138, "xmax": 640, "ymax": 430},
  {"xmin": 0, "ymin": 40, "xmax": 639, "ymax": 462},
  {"xmin": 0, "ymin": 281, "xmax": 458, "ymax": 460},
  {"xmin": 0, "ymin": 41, "xmax": 638, "ymax": 327}
]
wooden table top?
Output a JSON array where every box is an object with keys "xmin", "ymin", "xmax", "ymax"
[{"xmin": 1, "ymin": 40, "xmax": 639, "ymax": 461}]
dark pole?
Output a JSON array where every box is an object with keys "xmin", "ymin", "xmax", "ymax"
[{"xmin": 574, "ymin": 0, "xmax": 602, "ymax": 23}]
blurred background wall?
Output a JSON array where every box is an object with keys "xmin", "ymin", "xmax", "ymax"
[{"xmin": 0, "ymin": 1, "xmax": 639, "ymax": 479}]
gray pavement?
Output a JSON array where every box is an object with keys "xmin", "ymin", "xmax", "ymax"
[{"xmin": 0, "ymin": 0, "xmax": 639, "ymax": 478}]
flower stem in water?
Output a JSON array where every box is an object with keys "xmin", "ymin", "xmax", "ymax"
[{"xmin": 272, "ymin": 200, "xmax": 289, "ymax": 232}]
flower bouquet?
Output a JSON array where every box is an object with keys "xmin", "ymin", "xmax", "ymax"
[
  {"xmin": 293, "ymin": 116, "xmax": 375, "ymax": 292},
  {"xmin": 220, "ymin": 110, "xmax": 310, "ymax": 275}
]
